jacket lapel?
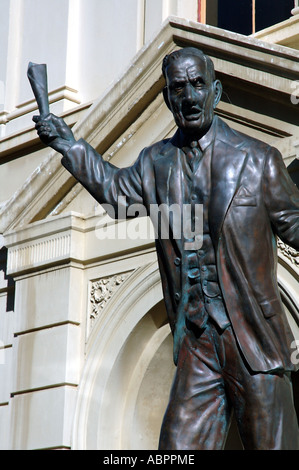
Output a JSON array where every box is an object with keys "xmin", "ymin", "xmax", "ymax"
[
  {"xmin": 153, "ymin": 134, "xmax": 185, "ymax": 251},
  {"xmin": 209, "ymin": 119, "xmax": 248, "ymax": 248},
  {"xmin": 154, "ymin": 131, "xmax": 184, "ymax": 200}
]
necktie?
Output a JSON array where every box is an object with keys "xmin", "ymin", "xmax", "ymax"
[{"xmin": 186, "ymin": 141, "xmax": 203, "ymax": 172}]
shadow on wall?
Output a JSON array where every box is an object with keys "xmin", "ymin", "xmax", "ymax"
[
  {"xmin": 288, "ymin": 159, "xmax": 299, "ymax": 189},
  {"xmin": 292, "ymin": 371, "xmax": 299, "ymax": 425},
  {"xmin": 0, "ymin": 246, "xmax": 15, "ymax": 312}
]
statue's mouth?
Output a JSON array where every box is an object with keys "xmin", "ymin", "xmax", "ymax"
[{"xmin": 183, "ymin": 107, "xmax": 202, "ymax": 121}]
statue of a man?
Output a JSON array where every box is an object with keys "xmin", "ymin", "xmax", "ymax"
[{"xmin": 33, "ymin": 47, "xmax": 299, "ymax": 450}]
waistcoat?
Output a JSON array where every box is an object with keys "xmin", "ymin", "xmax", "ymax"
[{"xmin": 181, "ymin": 139, "xmax": 230, "ymax": 332}]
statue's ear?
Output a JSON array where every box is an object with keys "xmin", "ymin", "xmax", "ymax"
[
  {"xmin": 163, "ymin": 86, "xmax": 171, "ymax": 110},
  {"xmin": 213, "ymin": 80, "xmax": 222, "ymax": 109}
]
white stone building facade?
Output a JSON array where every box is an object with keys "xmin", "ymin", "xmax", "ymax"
[{"xmin": 0, "ymin": 0, "xmax": 298, "ymax": 450}]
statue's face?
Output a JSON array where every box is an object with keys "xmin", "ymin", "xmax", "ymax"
[{"xmin": 164, "ymin": 54, "xmax": 220, "ymax": 137}]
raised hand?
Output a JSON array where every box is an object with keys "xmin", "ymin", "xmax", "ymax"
[{"xmin": 33, "ymin": 113, "xmax": 76, "ymax": 155}]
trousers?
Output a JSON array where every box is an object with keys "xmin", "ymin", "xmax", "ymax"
[{"xmin": 159, "ymin": 319, "xmax": 299, "ymax": 450}]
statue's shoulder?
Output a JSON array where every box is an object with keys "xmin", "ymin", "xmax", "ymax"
[
  {"xmin": 217, "ymin": 117, "xmax": 273, "ymax": 156},
  {"xmin": 142, "ymin": 137, "xmax": 174, "ymax": 161}
]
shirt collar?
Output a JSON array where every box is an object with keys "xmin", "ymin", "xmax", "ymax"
[{"xmin": 179, "ymin": 116, "xmax": 217, "ymax": 153}]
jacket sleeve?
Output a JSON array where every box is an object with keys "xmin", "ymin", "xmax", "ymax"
[
  {"xmin": 262, "ymin": 146, "xmax": 299, "ymax": 250},
  {"xmin": 61, "ymin": 138, "xmax": 145, "ymax": 218}
]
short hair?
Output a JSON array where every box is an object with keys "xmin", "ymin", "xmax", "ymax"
[{"xmin": 162, "ymin": 47, "xmax": 216, "ymax": 83}]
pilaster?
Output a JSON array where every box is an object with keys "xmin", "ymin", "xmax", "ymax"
[
  {"xmin": 3, "ymin": 212, "xmax": 86, "ymax": 449},
  {"xmin": 292, "ymin": 0, "xmax": 299, "ymax": 16}
]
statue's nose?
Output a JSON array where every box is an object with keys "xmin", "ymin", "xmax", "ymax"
[{"xmin": 183, "ymin": 83, "xmax": 196, "ymax": 103}]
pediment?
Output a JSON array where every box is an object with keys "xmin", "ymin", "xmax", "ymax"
[{"xmin": 1, "ymin": 16, "xmax": 299, "ymax": 236}]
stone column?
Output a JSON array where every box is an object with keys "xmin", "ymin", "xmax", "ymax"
[
  {"xmin": 292, "ymin": 0, "xmax": 299, "ymax": 16},
  {"xmin": 3, "ymin": 212, "xmax": 86, "ymax": 449}
]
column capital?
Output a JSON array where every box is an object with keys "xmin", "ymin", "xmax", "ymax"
[
  {"xmin": 292, "ymin": 0, "xmax": 299, "ymax": 15},
  {"xmin": 4, "ymin": 212, "xmax": 86, "ymax": 277}
]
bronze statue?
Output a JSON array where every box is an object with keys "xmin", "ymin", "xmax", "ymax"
[{"xmin": 31, "ymin": 47, "xmax": 299, "ymax": 450}]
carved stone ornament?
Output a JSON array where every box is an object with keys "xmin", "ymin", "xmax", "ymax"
[
  {"xmin": 89, "ymin": 273, "xmax": 130, "ymax": 330},
  {"xmin": 277, "ymin": 238, "xmax": 299, "ymax": 266}
]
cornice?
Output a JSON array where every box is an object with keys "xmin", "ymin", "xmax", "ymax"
[{"xmin": 3, "ymin": 210, "xmax": 156, "ymax": 277}]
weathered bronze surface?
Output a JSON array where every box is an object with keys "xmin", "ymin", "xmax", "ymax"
[
  {"xmin": 31, "ymin": 47, "xmax": 299, "ymax": 450},
  {"xmin": 27, "ymin": 62, "xmax": 50, "ymax": 117}
]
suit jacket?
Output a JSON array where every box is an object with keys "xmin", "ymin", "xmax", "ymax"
[{"xmin": 62, "ymin": 116, "xmax": 299, "ymax": 372}]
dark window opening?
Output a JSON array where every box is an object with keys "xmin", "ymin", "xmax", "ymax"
[
  {"xmin": 218, "ymin": 0, "xmax": 253, "ymax": 35},
  {"xmin": 206, "ymin": 0, "xmax": 294, "ymax": 35},
  {"xmin": 256, "ymin": 0, "xmax": 294, "ymax": 31}
]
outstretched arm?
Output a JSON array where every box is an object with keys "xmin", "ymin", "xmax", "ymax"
[{"xmin": 33, "ymin": 113, "xmax": 145, "ymax": 214}]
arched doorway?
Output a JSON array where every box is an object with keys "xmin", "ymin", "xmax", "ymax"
[
  {"xmin": 72, "ymin": 254, "xmax": 299, "ymax": 450},
  {"xmin": 71, "ymin": 261, "xmax": 175, "ymax": 450}
]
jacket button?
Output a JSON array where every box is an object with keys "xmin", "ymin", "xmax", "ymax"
[
  {"xmin": 175, "ymin": 293, "xmax": 181, "ymax": 302},
  {"xmin": 174, "ymin": 257, "xmax": 181, "ymax": 266}
]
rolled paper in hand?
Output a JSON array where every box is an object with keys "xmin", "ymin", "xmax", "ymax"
[{"xmin": 27, "ymin": 62, "xmax": 50, "ymax": 117}]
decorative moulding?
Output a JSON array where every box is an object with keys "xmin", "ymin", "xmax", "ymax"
[
  {"xmin": 4, "ymin": 212, "xmax": 86, "ymax": 276},
  {"xmin": 6, "ymin": 86, "xmax": 81, "ymax": 124},
  {"xmin": 89, "ymin": 272, "xmax": 132, "ymax": 335},
  {"xmin": 3, "ymin": 210, "xmax": 156, "ymax": 277},
  {"xmin": 277, "ymin": 238, "xmax": 299, "ymax": 269}
]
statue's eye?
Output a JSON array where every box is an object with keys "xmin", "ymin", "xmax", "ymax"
[
  {"xmin": 193, "ymin": 78, "xmax": 204, "ymax": 88},
  {"xmin": 171, "ymin": 81, "xmax": 185, "ymax": 92}
]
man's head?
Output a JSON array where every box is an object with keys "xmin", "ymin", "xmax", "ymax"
[{"xmin": 162, "ymin": 48, "xmax": 222, "ymax": 138}]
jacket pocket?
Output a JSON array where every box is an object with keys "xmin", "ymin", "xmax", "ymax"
[
  {"xmin": 259, "ymin": 298, "xmax": 282, "ymax": 318},
  {"xmin": 202, "ymin": 281, "xmax": 221, "ymax": 298},
  {"xmin": 232, "ymin": 196, "xmax": 257, "ymax": 207}
]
